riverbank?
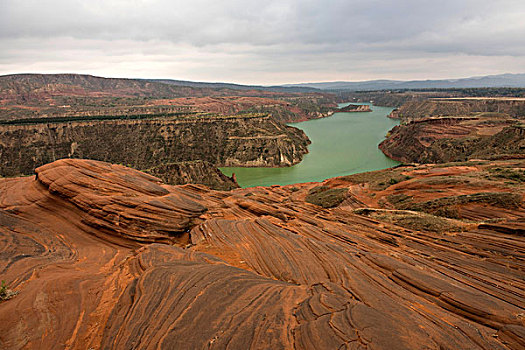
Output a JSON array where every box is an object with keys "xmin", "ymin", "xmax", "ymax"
[{"xmin": 221, "ymin": 104, "xmax": 400, "ymax": 187}]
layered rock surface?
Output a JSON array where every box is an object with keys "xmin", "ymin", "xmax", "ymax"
[
  {"xmin": 0, "ymin": 113, "xmax": 310, "ymax": 177},
  {"xmin": 144, "ymin": 160, "xmax": 238, "ymax": 190},
  {"xmin": 0, "ymin": 158, "xmax": 524, "ymax": 349},
  {"xmin": 389, "ymin": 98, "xmax": 525, "ymax": 121},
  {"xmin": 380, "ymin": 115, "xmax": 525, "ymax": 163},
  {"xmin": 0, "ymin": 74, "xmax": 337, "ymax": 123}
]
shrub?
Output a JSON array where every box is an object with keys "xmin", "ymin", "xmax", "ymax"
[
  {"xmin": 0, "ymin": 280, "xmax": 18, "ymax": 302},
  {"xmin": 305, "ymin": 186, "xmax": 348, "ymax": 208},
  {"xmin": 389, "ymin": 178, "xmax": 399, "ymax": 185}
]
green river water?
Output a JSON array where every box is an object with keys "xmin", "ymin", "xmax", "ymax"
[{"xmin": 220, "ymin": 103, "xmax": 400, "ymax": 188}]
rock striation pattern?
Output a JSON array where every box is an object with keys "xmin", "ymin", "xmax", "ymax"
[
  {"xmin": 143, "ymin": 160, "xmax": 238, "ymax": 190},
  {"xmin": 0, "ymin": 73, "xmax": 337, "ymax": 123},
  {"xmin": 380, "ymin": 116, "xmax": 525, "ymax": 163},
  {"xmin": 0, "ymin": 114, "xmax": 310, "ymax": 177},
  {"xmin": 388, "ymin": 98, "xmax": 525, "ymax": 121},
  {"xmin": 0, "ymin": 158, "xmax": 524, "ymax": 349}
]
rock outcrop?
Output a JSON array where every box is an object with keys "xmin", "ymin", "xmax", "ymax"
[
  {"xmin": 379, "ymin": 116, "xmax": 525, "ymax": 163},
  {"xmin": 144, "ymin": 160, "xmax": 238, "ymax": 190},
  {"xmin": 0, "ymin": 113, "xmax": 310, "ymax": 177},
  {"xmin": 337, "ymin": 159, "xmax": 524, "ymax": 223},
  {"xmin": 0, "ymin": 158, "xmax": 524, "ymax": 349},
  {"xmin": 338, "ymin": 103, "xmax": 372, "ymax": 112}
]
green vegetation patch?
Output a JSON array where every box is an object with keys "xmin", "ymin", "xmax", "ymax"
[
  {"xmin": 305, "ymin": 186, "xmax": 348, "ymax": 208},
  {"xmin": 387, "ymin": 193, "xmax": 413, "ymax": 207},
  {"xmin": 395, "ymin": 192, "xmax": 522, "ymax": 219},
  {"xmin": 0, "ymin": 111, "xmax": 199, "ymax": 125},
  {"xmin": 341, "ymin": 168, "xmax": 412, "ymax": 190},
  {"xmin": 487, "ymin": 167, "xmax": 525, "ymax": 183},
  {"xmin": 435, "ymin": 160, "xmax": 488, "ymax": 167},
  {"xmin": 0, "ymin": 280, "xmax": 17, "ymax": 302},
  {"xmin": 354, "ymin": 208, "xmax": 466, "ymax": 233}
]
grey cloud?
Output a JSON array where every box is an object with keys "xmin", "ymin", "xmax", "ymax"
[
  {"xmin": 0, "ymin": 0, "xmax": 524, "ymax": 83},
  {"xmin": 2, "ymin": 1, "xmax": 523, "ymax": 47}
]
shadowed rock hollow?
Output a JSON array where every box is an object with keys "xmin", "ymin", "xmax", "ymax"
[{"xmin": 0, "ymin": 159, "xmax": 524, "ymax": 349}]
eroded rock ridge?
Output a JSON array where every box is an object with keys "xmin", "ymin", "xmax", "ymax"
[{"xmin": 0, "ymin": 158, "xmax": 523, "ymax": 349}]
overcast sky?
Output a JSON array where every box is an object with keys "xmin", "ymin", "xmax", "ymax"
[{"xmin": 1, "ymin": 0, "xmax": 524, "ymax": 84}]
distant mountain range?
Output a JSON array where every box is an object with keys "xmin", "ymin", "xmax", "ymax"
[
  {"xmin": 281, "ymin": 73, "xmax": 525, "ymax": 91},
  {"xmin": 150, "ymin": 73, "xmax": 525, "ymax": 92},
  {"xmin": 147, "ymin": 79, "xmax": 319, "ymax": 93},
  {"xmin": 3, "ymin": 73, "xmax": 524, "ymax": 97},
  {"xmin": 0, "ymin": 73, "xmax": 322, "ymax": 105}
]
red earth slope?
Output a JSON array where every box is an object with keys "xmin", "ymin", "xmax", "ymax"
[{"xmin": 0, "ymin": 159, "xmax": 523, "ymax": 349}]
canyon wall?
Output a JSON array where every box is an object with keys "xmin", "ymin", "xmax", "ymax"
[
  {"xmin": 0, "ymin": 114, "xmax": 310, "ymax": 178},
  {"xmin": 379, "ymin": 116, "xmax": 525, "ymax": 163},
  {"xmin": 336, "ymin": 91, "xmax": 421, "ymax": 107},
  {"xmin": 389, "ymin": 99, "xmax": 525, "ymax": 120}
]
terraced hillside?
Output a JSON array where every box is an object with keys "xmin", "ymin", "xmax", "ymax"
[
  {"xmin": 379, "ymin": 115, "xmax": 525, "ymax": 163},
  {"xmin": 389, "ymin": 98, "xmax": 525, "ymax": 120},
  {"xmin": 0, "ymin": 74, "xmax": 337, "ymax": 122}
]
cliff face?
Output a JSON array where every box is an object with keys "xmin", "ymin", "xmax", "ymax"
[
  {"xmin": 389, "ymin": 98, "xmax": 525, "ymax": 120},
  {"xmin": 239, "ymin": 104, "xmax": 335, "ymax": 123},
  {"xmin": 338, "ymin": 88, "xmax": 525, "ymax": 108},
  {"xmin": 0, "ymin": 114, "xmax": 310, "ymax": 177},
  {"xmin": 338, "ymin": 103, "xmax": 372, "ymax": 112},
  {"xmin": 0, "ymin": 158, "xmax": 523, "ymax": 349},
  {"xmin": 379, "ymin": 116, "xmax": 525, "ymax": 163},
  {"xmin": 337, "ymin": 91, "xmax": 422, "ymax": 107}
]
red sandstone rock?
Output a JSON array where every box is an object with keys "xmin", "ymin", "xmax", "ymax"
[{"xmin": 0, "ymin": 159, "xmax": 523, "ymax": 349}]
